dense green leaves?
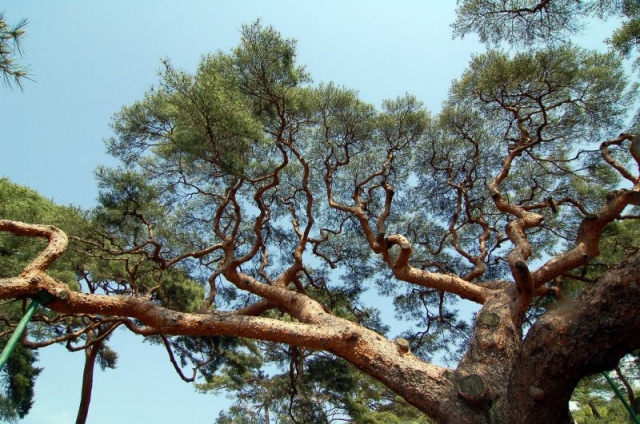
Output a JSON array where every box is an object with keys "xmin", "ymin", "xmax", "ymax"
[
  {"xmin": 5, "ymin": 4, "xmax": 640, "ymax": 422},
  {"xmin": 0, "ymin": 340, "xmax": 40, "ymax": 422},
  {"xmin": 570, "ymin": 349, "xmax": 640, "ymax": 423},
  {"xmin": 0, "ymin": 178, "xmax": 85, "ymax": 285},
  {"xmin": 202, "ymin": 350, "xmax": 432, "ymax": 424},
  {"xmin": 233, "ymin": 20, "xmax": 309, "ymax": 105},
  {"xmin": 108, "ymin": 58, "xmax": 262, "ymax": 176},
  {"xmin": 0, "ymin": 178, "xmax": 87, "ymax": 420},
  {"xmin": 88, "ymin": 16, "xmax": 640, "ymax": 421},
  {"xmin": 450, "ymin": 45, "xmax": 629, "ymax": 144}
]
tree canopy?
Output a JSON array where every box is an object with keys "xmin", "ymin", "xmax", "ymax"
[{"xmin": 4, "ymin": 2, "xmax": 640, "ymax": 423}]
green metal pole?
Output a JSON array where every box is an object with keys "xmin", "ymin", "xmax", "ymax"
[
  {"xmin": 602, "ymin": 371, "xmax": 640, "ymax": 424},
  {"xmin": 0, "ymin": 299, "xmax": 41, "ymax": 373}
]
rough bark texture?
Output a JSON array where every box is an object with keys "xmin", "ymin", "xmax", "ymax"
[
  {"xmin": 5, "ymin": 7, "xmax": 640, "ymax": 422},
  {"xmin": 431, "ymin": 250, "xmax": 640, "ymax": 424},
  {"xmin": 2, "ymin": 216, "xmax": 640, "ymax": 423},
  {"xmin": 508, "ymin": 251, "xmax": 640, "ymax": 423}
]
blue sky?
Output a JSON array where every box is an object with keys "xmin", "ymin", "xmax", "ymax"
[
  {"xmin": 2, "ymin": 1, "xmax": 486, "ymax": 210},
  {"xmin": 0, "ymin": 2, "xmax": 617, "ymax": 423}
]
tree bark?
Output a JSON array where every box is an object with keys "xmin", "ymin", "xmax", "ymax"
[
  {"xmin": 4, "ymin": 219, "xmax": 640, "ymax": 423},
  {"xmin": 506, "ymin": 251, "xmax": 640, "ymax": 423},
  {"xmin": 411, "ymin": 249, "xmax": 640, "ymax": 423},
  {"xmin": 75, "ymin": 335, "xmax": 100, "ymax": 424}
]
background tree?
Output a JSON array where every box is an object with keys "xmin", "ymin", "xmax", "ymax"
[
  {"xmin": 4, "ymin": 5, "xmax": 640, "ymax": 424},
  {"xmin": 572, "ymin": 359, "xmax": 640, "ymax": 423},
  {"xmin": 0, "ymin": 178, "xmax": 120, "ymax": 424},
  {"xmin": 0, "ymin": 179, "xmax": 79, "ymax": 421}
]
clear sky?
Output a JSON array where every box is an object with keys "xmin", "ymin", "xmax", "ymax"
[{"xmin": 0, "ymin": 2, "xmax": 616, "ymax": 423}]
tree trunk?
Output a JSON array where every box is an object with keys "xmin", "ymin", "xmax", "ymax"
[
  {"xmin": 412, "ymin": 251, "xmax": 640, "ymax": 423},
  {"xmin": 504, "ymin": 251, "xmax": 640, "ymax": 423},
  {"xmin": 75, "ymin": 336, "xmax": 101, "ymax": 424},
  {"xmin": 3, "ymin": 220, "xmax": 640, "ymax": 424}
]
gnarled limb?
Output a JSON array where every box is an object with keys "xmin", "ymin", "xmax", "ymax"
[
  {"xmin": 508, "ymin": 250, "xmax": 640, "ymax": 424},
  {"xmin": 532, "ymin": 188, "xmax": 640, "ymax": 287},
  {"xmin": 0, "ymin": 220, "xmax": 465, "ymax": 421},
  {"xmin": 0, "ymin": 220, "xmax": 68, "ymax": 274}
]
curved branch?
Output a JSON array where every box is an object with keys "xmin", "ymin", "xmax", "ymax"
[
  {"xmin": 532, "ymin": 188, "xmax": 640, "ymax": 286},
  {"xmin": 602, "ymin": 134, "xmax": 637, "ymax": 183},
  {"xmin": 23, "ymin": 319, "xmax": 121, "ymax": 349},
  {"xmin": 64, "ymin": 322, "xmax": 121, "ymax": 352},
  {"xmin": 161, "ymin": 335, "xmax": 196, "ymax": 383},
  {"xmin": 384, "ymin": 234, "xmax": 489, "ymax": 304},
  {"xmin": 0, "ymin": 220, "xmax": 68, "ymax": 274}
]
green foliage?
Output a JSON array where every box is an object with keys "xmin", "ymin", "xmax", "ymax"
[
  {"xmin": 601, "ymin": 220, "xmax": 640, "ymax": 258},
  {"xmin": 201, "ymin": 350, "xmax": 431, "ymax": 423},
  {"xmin": 106, "ymin": 21, "xmax": 308, "ymax": 178},
  {"xmin": 609, "ymin": 1, "xmax": 640, "ymax": 61},
  {"xmin": 453, "ymin": 0, "xmax": 631, "ymax": 46},
  {"xmin": 0, "ymin": 177, "xmax": 86, "ymax": 287},
  {"xmin": 0, "ymin": 178, "xmax": 93, "ymax": 419},
  {"xmin": 450, "ymin": 45, "xmax": 629, "ymax": 144},
  {"xmin": 93, "ymin": 16, "xmax": 639, "ymax": 422},
  {"xmin": 233, "ymin": 20, "xmax": 310, "ymax": 117},
  {"xmin": 0, "ymin": 12, "xmax": 29, "ymax": 89},
  {"xmin": 154, "ymin": 268, "xmax": 205, "ymax": 313},
  {"xmin": 0, "ymin": 338, "xmax": 41, "ymax": 422},
  {"xmin": 96, "ymin": 344, "xmax": 118, "ymax": 371},
  {"xmin": 572, "ymin": 371, "xmax": 639, "ymax": 423},
  {"xmin": 108, "ymin": 56, "xmax": 262, "ymax": 176},
  {"xmin": 3, "ymin": 6, "xmax": 637, "ymax": 422}
]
